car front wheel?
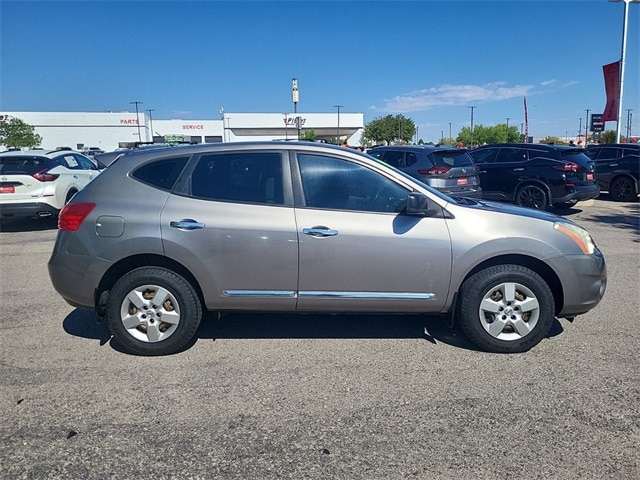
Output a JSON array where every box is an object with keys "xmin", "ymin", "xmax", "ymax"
[
  {"xmin": 457, "ymin": 265, "xmax": 555, "ymax": 353},
  {"xmin": 107, "ymin": 267, "xmax": 203, "ymax": 356},
  {"xmin": 609, "ymin": 175, "xmax": 637, "ymax": 202},
  {"xmin": 515, "ymin": 184, "xmax": 548, "ymax": 210}
]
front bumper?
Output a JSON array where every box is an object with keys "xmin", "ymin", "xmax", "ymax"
[{"xmin": 553, "ymin": 249, "xmax": 607, "ymax": 317}]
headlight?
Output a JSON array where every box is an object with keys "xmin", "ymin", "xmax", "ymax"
[{"xmin": 554, "ymin": 222, "xmax": 595, "ymax": 255}]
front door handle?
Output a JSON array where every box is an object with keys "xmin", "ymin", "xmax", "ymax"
[
  {"xmin": 303, "ymin": 227, "xmax": 338, "ymax": 237},
  {"xmin": 170, "ymin": 220, "xmax": 205, "ymax": 230}
]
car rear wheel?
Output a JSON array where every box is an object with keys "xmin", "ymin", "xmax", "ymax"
[
  {"xmin": 457, "ymin": 265, "xmax": 555, "ymax": 353},
  {"xmin": 107, "ymin": 267, "xmax": 202, "ymax": 356},
  {"xmin": 515, "ymin": 184, "xmax": 548, "ymax": 210},
  {"xmin": 609, "ymin": 175, "xmax": 637, "ymax": 202}
]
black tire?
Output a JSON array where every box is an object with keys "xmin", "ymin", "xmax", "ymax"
[
  {"xmin": 457, "ymin": 265, "xmax": 555, "ymax": 353},
  {"xmin": 107, "ymin": 267, "xmax": 202, "ymax": 356},
  {"xmin": 609, "ymin": 176, "xmax": 637, "ymax": 202},
  {"xmin": 515, "ymin": 184, "xmax": 548, "ymax": 210}
]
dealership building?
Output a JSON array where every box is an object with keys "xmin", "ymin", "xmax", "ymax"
[{"xmin": 0, "ymin": 111, "xmax": 365, "ymax": 151}]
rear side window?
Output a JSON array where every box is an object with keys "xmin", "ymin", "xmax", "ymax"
[
  {"xmin": 132, "ymin": 156, "xmax": 189, "ymax": 191},
  {"xmin": 0, "ymin": 156, "xmax": 49, "ymax": 175},
  {"xmin": 430, "ymin": 150, "xmax": 474, "ymax": 167},
  {"xmin": 189, "ymin": 152, "xmax": 284, "ymax": 204},
  {"xmin": 381, "ymin": 150, "xmax": 405, "ymax": 168}
]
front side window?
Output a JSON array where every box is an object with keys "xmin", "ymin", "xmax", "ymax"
[
  {"xmin": 471, "ymin": 148, "xmax": 497, "ymax": 164},
  {"xmin": 297, "ymin": 154, "xmax": 410, "ymax": 213},
  {"xmin": 189, "ymin": 152, "xmax": 284, "ymax": 204}
]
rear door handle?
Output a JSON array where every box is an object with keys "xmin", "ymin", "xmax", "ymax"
[
  {"xmin": 170, "ymin": 220, "xmax": 205, "ymax": 230},
  {"xmin": 303, "ymin": 227, "xmax": 338, "ymax": 237}
]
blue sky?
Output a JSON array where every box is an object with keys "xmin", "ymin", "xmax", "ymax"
[{"xmin": 1, "ymin": 0, "xmax": 638, "ymax": 142}]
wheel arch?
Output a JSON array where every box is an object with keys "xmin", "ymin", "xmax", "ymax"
[
  {"xmin": 512, "ymin": 180, "xmax": 551, "ymax": 203},
  {"xmin": 95, "ymin": 254, "xmax": 205, "ymax": 317},
  {"xmin": 458, "ymin": 254, "xmax": 563, "ymax": 316}
]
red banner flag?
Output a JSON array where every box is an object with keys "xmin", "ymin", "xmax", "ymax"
[{"xmin": 602, "ymin": 61, "xmax": 621, "ymax": 122}]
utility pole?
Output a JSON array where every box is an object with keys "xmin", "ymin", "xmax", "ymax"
[
  {"xmin": 334, "ymin": 105, "xmax": 343, "ymax": 144},
  {"xmin": 505, "ymin": 117, "xmax": 511, "ymax": 143},
  {"xmin": 468, "ymin": 106, "xmax": 476, "ymax": 147},
  {"xmin": 585, "ymin": 109, "xmax": 591, "ymax": 146},
  {"xmin": 130, "ymin": 101, "xmax": 142, "ymax": 143}
]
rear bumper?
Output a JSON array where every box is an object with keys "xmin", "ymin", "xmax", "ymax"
[
  {"xmin": 0, "ymin": 202, "xmax": 58, "ymax": 218},
  {"xmin": 552, "ymin": 184, "xmax": 600, "ymax": 205}
]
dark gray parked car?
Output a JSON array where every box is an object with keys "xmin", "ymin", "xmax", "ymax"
[
  {"xmin": 48, "ymin": 142, "xmax": 606, "ymax": 355},
  {"xmin": 367, "ymin": 145, "xmax": 482, "ymax": 198},
  {"xmin": 584, "ymin": 143, "xmax": 639, "ymax": 202}
]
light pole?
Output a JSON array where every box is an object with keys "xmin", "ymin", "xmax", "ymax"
[
  {"xmin": 626, "ymin": 109, "xmax": 633, "ymax": 140},
  {"xmin": 505, "ymin": 117, "xmax": 511, "ymax": 143},
  {"xmin": 610, "ymin": 0, "xmax": 640, "ymax": 143},
  {"xmin": 130, "ymin": 101, "xmax": 142, "ymax": 143},
  {"xmin": 449, "ymin": 122, "xmax": 452, "ymax": 141},
  {"xmin": 334, "ymin": 105, "xmax": 343, "ymax": 144},
  {"xmin": 468, "ymin": 106, "xmax": 476, "ymax": 147},
  {"xmin": 584, "ymin": 109, "xmax": 591, "ymax": 146},
  {"xmin": 146, "ymin": 109, "xmax": 155, "ymax": 142},
  {"xmin": 578, "ymin": 117, "xmax": 583, "ymax": 144}
]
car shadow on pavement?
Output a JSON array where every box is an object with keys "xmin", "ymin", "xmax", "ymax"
[
  {"xmin": 62, "ymin": 308, "xmax": 565, "ymax": 354},
  {"xmin": 0, "ymin": 216, "xmax": 58, "ymax": 232}
]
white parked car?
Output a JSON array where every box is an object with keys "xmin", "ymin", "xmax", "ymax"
[{"xmin": 0, "ymin": 149, "xmax": 102, "ymax": 220}]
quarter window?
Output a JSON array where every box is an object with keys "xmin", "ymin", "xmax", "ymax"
[
  {"xmin": 133, "ymin": 156, "xmax": 189, "ymax": 191},
  {"xmin": 297, "ymin": 154, "xmax": 410, "ymax": 213}
]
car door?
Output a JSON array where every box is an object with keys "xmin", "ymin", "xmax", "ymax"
[
  {"xmin": 293, "ymin": 152, "xmax": 452, "ymax": 313},
  {"xmin": 160, "ymin": 150, "xmax": 299, "ymax": 311},
  {"xmin": 474, "ymin": 147, "xmax": 528, "ymax": 200}
]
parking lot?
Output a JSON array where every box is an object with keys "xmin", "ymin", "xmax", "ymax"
[{"xmin": 0, "ymin": 197, "xmax": 638, "ymax": 479}]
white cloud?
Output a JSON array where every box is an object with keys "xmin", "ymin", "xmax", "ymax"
[{"xmin": 374, "ymin": 82, "xmax": 536, "ymax": 113}]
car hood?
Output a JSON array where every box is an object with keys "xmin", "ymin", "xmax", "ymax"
[{"xmin": 447, "ymin": 196, "xmax": 563, "ymax": 222}]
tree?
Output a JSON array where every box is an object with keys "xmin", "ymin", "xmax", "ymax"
[
  {"xmin": 301, "ymin": 130, "xmax": 317, "ymax": 142},
  {"xmin": 600, "ymin": 130, "xmax": 617, "ymax": 144},
  {"xmin": 364, "ymin": 114, "xmax": 416, "ymax": 145},
  {"xmin": 0, "ymin": 117, "xmax": 42, "ymax": 149}
]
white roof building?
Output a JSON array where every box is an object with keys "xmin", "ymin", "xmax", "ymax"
[{"xmin": 1, "ymin": 111, "xmax": 365, "ymax": 151}]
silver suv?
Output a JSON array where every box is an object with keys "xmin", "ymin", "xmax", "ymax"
[{"xmin": 48, "ymin": 142, "xmax": 606, "ymax": 355}]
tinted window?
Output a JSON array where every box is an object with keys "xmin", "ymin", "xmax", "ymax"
[
  {"xmin": 431, "ymin": 150, "xmax": 475, "ymax": 167},
  {"xmin": 406, "ymin": 152, "xmax": 418, "ymax": 167},
  {"xmin": 298, "ymin": 154, "xmax": 410, "ymax": 213},
  {"xmin": 190, "ymin": 152, "xmax": 283, "ymax": 204},
  {"xmin": 496, "ymin": 148, "xmax": 527, "ymax": 163},
  {"xmin": 0, "ymin": 156, "xmax": 49, "ymax": 175},
  {"xmin": 133, "ymin": 156, "xmax": 189, "ymax": 191},
  {"xmin": 470, "ymin": 148, "xmax": 497, "ymax": 164},
  {"xmin": 381, "ymin": 150, "xmax": 405, "ymax": 168}
]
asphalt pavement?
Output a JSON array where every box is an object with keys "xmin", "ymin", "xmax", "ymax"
[{"xmin": 0, "ymin": 197, "xmax": 638, "ymax": 479}]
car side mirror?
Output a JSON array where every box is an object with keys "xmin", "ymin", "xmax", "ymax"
[{"xmin": 406, "ymin": 192, "xmax": 431, "ymax": 215}]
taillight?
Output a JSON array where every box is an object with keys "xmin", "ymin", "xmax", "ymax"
[
  {"xmin": 32, "ymin": 168, "xmax": 60, "ymax": 182},
  {"xmin": 418, "ymin": 166, "xmax": 451, "ymax": 175},
  {"xmin": 553, "ymin": 162, "xmax": 578, "ymax": 172},
  {"xmin": 58, "ymin": 202, "xmax": 95, "ymax": 231}
]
